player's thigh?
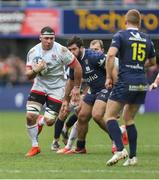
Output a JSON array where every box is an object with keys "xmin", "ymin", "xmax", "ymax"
[
  {"xmin": 104, "ymin": 99, "xmax": 124, "ymax": 121},
  {"xmin": 45, "ymin": 87, "xmax": 64, "ymax": 122},
  {"xmin": 92, "ymin": 100, "xmax": 106, "ymax": 121},
  {"xmin": 26, "ymin": 91, "xmax": 45, "ymax": 123},
  {"xmin": 122, "ymin": 104, "xmax": 140, "ymax": 125},
  {"xmin": 78, "ymin": 100, "xmax": 92, "ymax": 124}
]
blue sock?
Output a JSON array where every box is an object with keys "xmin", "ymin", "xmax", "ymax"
[
  {"xmin": 66, "ymin": 114, "xmax": 77, "ymax": 128},
  {"xmin": 106, "ymin": 120, "xmax": 124, "ymax": 151},
  {"xmin": 126, "ymin": 124, "xmax": 137, "ymax": 158},
  {"xmin": 54, "ymin": 118, "xmax": 64, "ymax": 139}
]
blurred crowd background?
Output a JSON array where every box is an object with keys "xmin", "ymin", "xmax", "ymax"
[{"xmin": 0, "ymin": 0, "xmax": 159, "ymax": 86}]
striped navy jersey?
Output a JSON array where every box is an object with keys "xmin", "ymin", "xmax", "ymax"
[
  {"xmin": 69, "ymin": 48, "xmax": 106, "ymax": 94},
  {"xmin": 111, "ymin": 28, "xmax": 156, "ymax": 84}
]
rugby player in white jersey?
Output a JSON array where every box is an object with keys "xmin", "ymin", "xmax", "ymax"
[{"xmin": 25, "ymin": 26, "xmax": 82, "ymax": 157}]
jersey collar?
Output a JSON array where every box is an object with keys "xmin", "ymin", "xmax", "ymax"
[{"xmin": 127, "ymin": 27, "xmax": 139, "ymax": 30}]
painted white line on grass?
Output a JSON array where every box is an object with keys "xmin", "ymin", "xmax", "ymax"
[{"xmin": 1, "ymin": 169, "xmax": 159, "ymax": 174}]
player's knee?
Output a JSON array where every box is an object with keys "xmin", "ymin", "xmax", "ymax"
[
  {"xmin": 92, "ymin": 112, "xmax": 102, "ymax": 122},
  {"xmin": 44, "ymin": 108, "xmax": 58, "ymax": 126},
  {"xmin": 26, "ymin": 113, "xmax": 38, "ymax": 125},
  {"xmin": 78, "ymin": 112, "xmax": 89, "ymax": 124},
  {"xmin": 45, "ymin": 118, "xmax": 55, "ymax": 126}
]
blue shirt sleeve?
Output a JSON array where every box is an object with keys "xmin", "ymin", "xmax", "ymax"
[
  {"xmin": 110, "ymin": 31, "xmax": 121, "ymax": 49},
  {"xmin": 90, "ymin": 51, "xmax": 106, "ymax": 68},
  {"xmin": 148, "ymin": 38, "xmax": 156, "ymax": 59}
]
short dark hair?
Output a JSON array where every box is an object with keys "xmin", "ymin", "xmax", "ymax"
[
  {"xmin": 40, "ymin": 26, "xmax": 55, "ymax": 35},
  {"xmin": 67, "ymin": 36, "xmax": 84, "ymax": 48}
]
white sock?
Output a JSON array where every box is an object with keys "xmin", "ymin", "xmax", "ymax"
[
  {"xmin": 66, "ymin": 122, "xmax": 78, "ymax": 149},
  {"xmin": 120, "ymin": 125, "xmax": 126, "ymax": 134},
  {"xmin": 62, "ymin": 123, "xmax": 68, "ymax": 133},
  {"xmin": 27, "ymin": 124, "xmax": 39, "ymax": 147},
  {"xmin": 37, "ymin": 115, "xmax": 46, "ymax": 126}
]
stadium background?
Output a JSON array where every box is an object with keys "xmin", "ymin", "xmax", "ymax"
[
  {"xmin": 0, "ymin": 0, "xmax": 159, "ymax": 112},
  {"xmin": 0, "ymin": 1, "xmax": 159, "ymax": 179}
]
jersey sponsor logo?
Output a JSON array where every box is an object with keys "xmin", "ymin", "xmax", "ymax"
[
  {"xmin": 129, "ymin": 84, "xmax": 148, "ymax": 91},
  {"xmin": 129, "ymin": 32, "xmax": 146, "ymax": 42},
  {"xmin": 98, "ymin": 57, "xmax": 105, "ymax": 66},
  {"xmin": 52, "ymin": 54, "xmax": 57, "ymax": 60},
  {"xmin": 86, "ymin": 73, "xmax": 98, "ymax": 83},
  {"xmin": 125, "ymin": 63, "xmax": 143, "ymax": 70}
]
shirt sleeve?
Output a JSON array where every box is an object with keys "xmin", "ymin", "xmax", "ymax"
[
  {"xmin": 26, "ymin": 49, "xmax": 35, "ymax": 68},
  {"xmin": 60, "ymin": 46, "xmax": 75, "ymax": 66},
  {"xmin": 110, "ymin": 32, "xmax": 121, "ymax": 49},
  {"xmin": 148, "ymin": 38, "xmax": 156, "ymax": 59}
]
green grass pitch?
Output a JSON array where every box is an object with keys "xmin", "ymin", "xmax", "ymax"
[{"xmin": 0, "ymin": 112, "xmax": 159, "ymax": 179}]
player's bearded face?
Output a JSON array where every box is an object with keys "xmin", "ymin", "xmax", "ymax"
[
  {"xmin": 40, "ymin": 35, "xmax": 55, "ymax": 50},
  {"xmin": 68, "ymin": 44, "xmax": 81, "ymax": 59}
]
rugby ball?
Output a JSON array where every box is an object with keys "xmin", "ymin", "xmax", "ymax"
[{"xmin": 32, "ymin": 56, "xmax": 48, "ymax": 76}]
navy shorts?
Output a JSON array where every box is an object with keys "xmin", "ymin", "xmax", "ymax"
[
  {"xmin": 109, "ymin": 81, "xmax": 147, "ymax": 104},
  {"xmin": 83, "ymin": 89, "xmax": 111, "ymax": 105}
]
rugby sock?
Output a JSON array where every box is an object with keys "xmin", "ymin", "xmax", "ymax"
[
  {"xmin": 27, "ymin": 124, "xmax": 38, "ymax": 147},
  {"xmin": 66, "ymin": 114, "xmax": 77, "ymax": 128},
  {"xmin": 77, "ymin": 140, "xmax": 86, "ymax": 149},
  {"xmin": 54, "ymin": 118, "xmax": 64, "ymax": 139},
  {"xmin": 126, "ymin": 124, "xmax": 137, "ymax": 158},
  {"xmin": 106, "ymin": 120, "xmax": 124, "ymax": 151},
  {"xmin": 66, "ymin": 121, "xmax": 78, "ymax": 149}
]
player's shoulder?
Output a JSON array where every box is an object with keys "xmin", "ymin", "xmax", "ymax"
[
  {"xmin": 27, "ymin": 43, "xmax": 41, "ymax": 56},
  {"xmin": 86, "ymin": 48, "xmax": 103, "ymax": 57},
  {"xmin": 54, "ymin": 41, "xmax": 69, "ymax": 53}
]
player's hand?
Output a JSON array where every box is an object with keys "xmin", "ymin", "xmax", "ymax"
[
  {"xmin": 33, "ymin": 60, "xmax": 46, "ymax": 73},
  {"xmin": 105, "ymin": 78, "xmax": 113, "ymax": 89},
  {"xmin": 60, "ymin": 100, "xmax": 70, "ymax": 115},
  {"xmin": 71, "ymin": 86, "xmax": 80, "ymax": 105},
  {"xmin": 149, "ymin": 82, "xmax": 158, "ymax": 91}
]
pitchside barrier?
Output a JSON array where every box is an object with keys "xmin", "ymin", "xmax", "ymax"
[{"xmin": 0, "ymin": 85, "xmax": 159, "ymax": 112}]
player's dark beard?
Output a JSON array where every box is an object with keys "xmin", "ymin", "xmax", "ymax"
[{"xmin": 77, "ymin": 50, "xmax": 82, "ymax": 60}]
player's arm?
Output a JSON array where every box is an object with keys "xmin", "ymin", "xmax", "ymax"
[
  {"xmin": 25, "ymin": 61, "xmax": 46, "ymax": 80},
  {"xmin": 144, "ymin": 57, "xmax": 156, "ymax": 68},
  {"xmin": 63, "ymin": 78, "xmax": 74, "ymax": 102},
  {"xmin": 105, "ymin": 47, "xmax": 118, "ymax": 89},
  {"xmin": 112, "ymin": 57, "xmax": 119, "ymax": 84},
  {"xmin": 149, "ymin": 73, "xmax": 159, "ymax": 90},
  {"xmin": 68, "ymin": 59, "xmax": 82, "ymax": 103},
  {"xmin": 25, "ymin": 66, "xmax": 37, "ymax": 80}
]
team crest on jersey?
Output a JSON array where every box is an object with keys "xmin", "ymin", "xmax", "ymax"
[
  {"xmin": 85, "ymin": 59, "xmax": 88, "ymax": 65},
  {"xmin": 52, "ymin": 54, "xmax": 57, "ymax": 60},
  {"xmin": 62, "ymin": 47, "xmax": 68, "ymax": 53}
]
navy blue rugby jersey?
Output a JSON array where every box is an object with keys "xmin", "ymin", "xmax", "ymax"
[
  {"xmin": 69, "ymin": 49, "xmax": 106, "ymax": 94},
  {"xmin": 111, "ymin": 28, "xmax": 156, "ymax": 84}
]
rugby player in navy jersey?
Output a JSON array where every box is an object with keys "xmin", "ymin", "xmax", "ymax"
[
  {"xmin": 58, "ymin": 36, "xmax": 119, "ymax": 154},
  {"xmin": 57, "ymin": 39, "xmax": 128, "ymax": 154},
  {"xmin": 104, "ymin": 9, "xmax": 156, "ymax": 166}
]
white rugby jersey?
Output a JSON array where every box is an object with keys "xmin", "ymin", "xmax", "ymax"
[{"xmin": 26, "ymin": 42, "xmax": 75, "ymax": 92}]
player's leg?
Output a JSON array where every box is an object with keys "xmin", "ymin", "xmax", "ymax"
[
  {"xmin": 104, "ymin": 99, "xmax": 128, "ymax": 166},
  {"xmin": 74, "ymin": 94, "xmax": 94, "ymax": 153},
  {"xmin": 122, "ymin": 104, "xmax": 140, "ymax": 166},
  {"xmin": 62, "ymin": 113, "xmax": 78, "ymax": 145},
  {"xmin": 51, "ymin": 107, "xmax": 69, "ymax": 150},
  {"xmin": 25, "ymin": 91, "xmax": 45, "ymax": 157},
  {"xmin": 57, "ymin": 121, "xmax": 78, "ymax": 154}
]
